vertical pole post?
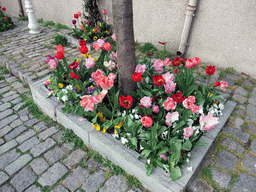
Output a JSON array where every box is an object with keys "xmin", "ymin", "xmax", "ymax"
[{"xmin": 25, "ymin": 0, "xmax": 41, "ymax": 34}]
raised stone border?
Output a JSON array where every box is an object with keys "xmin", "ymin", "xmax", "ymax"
[{"xmin": 30, "ymin": 76, "xmax": 237, "ymax": 192}]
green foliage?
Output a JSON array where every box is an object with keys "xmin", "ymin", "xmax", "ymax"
[
  {"xmin": 18, "ymin": 16, "xmax": 28, "ymax": 21},
  {"xmin": 83, "ymin": 0, "xmax": 100, "ymax": 27},
  {"xmin": 0, "ymin": 9, "xmax": 15, "ymax": 32},
  {"xmin": 201, "ymin": 166, "xmax": 212, "ymax": 180},
  {"xmin": 53, "ymin": 34, "xmax": 69, "ymax": 46},
  {"xmin": 61, "ymin": 128, "xmax": 84, "ymax": 148},
  {"xmin": 54, "ymin": 23, "xmax": 69, "ymax": 29},
  {"xmin": 126, "ymin": 174, "xmax": 142, "ymax": 188},
  {"xmin": 154, "ymin": 50, "xmax": 174, "ymax": 60},
  {"xmin": 1, "ymin": 66, "xmax": 9, "ymax": 74},
  {"xmin": 43, "ymin": 21, "xmax": 55, "ymax": 27},
  {"xmin": 219, "ymin": 67, "xmax": 236, "ymax": 78},
  {"xmin": 38, "ymin": 18, "xmax": 43, "ymax": 23},
  {"xmin": 0, "ymin": 76, "xmax": 4, "ymax": 80},
  {"xmin": 140, "ymin": 42, "xmax": 156, "ymax": 53}
]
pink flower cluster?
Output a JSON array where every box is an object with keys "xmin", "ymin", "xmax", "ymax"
[
  {"xmin": 153, "ymin": 59, "xmax": 172, "ymax": 73},
  {"xmin": 185, "ymin": 57, "xmax": 200, "ymax": 69},
  {"xmin": 91, "ymin": 69, "xmax": 115, "ymax": 90},
  {"xmin": 199, "ymin": 112, "xmax": 219, "ymax": 131},
  {"xmin": 80, "ymin": 90, "xmax": 108, "ymax": 111},
  {"xmin": 183, "ymin": 96, "xmax": 200, "ymax": 113},
  {"xmin": 162, "ymin": 72, "xmax": 176, "ymax": 94},
  {"xmin": 93, "ymin": 39, "xmax": 112, "ymax": 52}
]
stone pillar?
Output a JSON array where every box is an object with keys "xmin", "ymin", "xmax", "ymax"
[{"xmin": 25, "ymin": 0, "xmax": 41, "ymax": 34}]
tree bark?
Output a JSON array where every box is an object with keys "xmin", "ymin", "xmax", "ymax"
[{"xmin": 112, "ymin": 0, "xmax": 136, "ymax": 96}]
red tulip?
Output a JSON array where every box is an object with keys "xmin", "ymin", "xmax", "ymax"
[
  {"xmin": 74, "ymin": 14, "xmax": 79, "ymax": 19},
  {"xmin": 131, "ymin": 72, "xmax": 142, "ymax": 82},
  {"xmin": 70, "ymin": 72, "xmax": 76, "ymax": 79},
  {"xmin": 158, "ymin": 41, "xmax": 165, "ymax": 45},
  {"xmin": 2, "ymin": 7, "xmax": 6, "ymax": 11},
  {"xmin": 79, "ymin": 39, "xmax": 87, "ymax": 46},
  {"xmin": 153, "ymin": 75, "xmax": 165, "ymax": 86},
  {"xmin": 214, "ymin": 82, "xmax": 221, "ymax": 86},
  {"xmin": 56, "ymin": 45, "xmax": 64, "ymax": 54},
  {"xmin": 54, "ymin": 52, "xmax": 64, "ymax": 60},
  {"xmin": 79, "ymin": 45, "xmax": 88, "ymax": 54},
  {"xmin": 206, "ymin": 66, "xmax": 215, "ymax": 75},
  {"xmin": 5, "ymin": 17, "xmax": 8, "ymax": 20},
  {"xmin": 119, "ymin": 95, "xmax": 133, "ymax": 109}
]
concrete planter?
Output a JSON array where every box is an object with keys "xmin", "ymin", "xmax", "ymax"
[{"xmin": 31, "ymin": 76, "xmax": 237, "ymax": 192}]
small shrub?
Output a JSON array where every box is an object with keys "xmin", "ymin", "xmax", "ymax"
[
  {"xmin": 53, "ymin": 34, "xmax": 69, "ymax": 46},
  {"xmin": 140, "ymin": 42, "xmax": 156, "ymax": 53},
  {"xmin": 38, "ymin": 18, "xmax": 43, "ymax": 23},
  {"xmin": 18, "ymin": 16, "xmax": 28, "ymax": 21},
  {"xmin": 54, "ymin": 23, "xmax": 69, "ymax": 29},
  {"xmin": 219, "ymin": 67, "xmax": 236, "ymax": 78},
  {"xmin": 43, "ymin": 21, "xmax": 55, "ymax": 27},
  {"xmin": 0, "ymin": 7, "xmax": 15, "ymax": 32}
]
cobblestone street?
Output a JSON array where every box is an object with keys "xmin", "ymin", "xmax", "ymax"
[{"xmin": 1, "ymin": 18, "xmax": 256, "ymax": 192}]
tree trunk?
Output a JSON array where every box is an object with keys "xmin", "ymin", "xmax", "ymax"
[{"xmin": 112, "ymin": 0, "xmax": 136, "ymax": 96}]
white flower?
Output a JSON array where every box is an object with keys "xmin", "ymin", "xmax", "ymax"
[
  {"xmin": 62, "ymin": 95, "xmax": 68, "ymax": 102},
  {"xmin": 120, "ymin": 137, "xmax": 128, "ymax": 144},
  {"xmin": 126, "ymin": 133, "xmax": 131, "ymax": 136},
  {"xmin": 219, "ymin": 103, "xmax": 224, "ymax": 110},
  {"xmin": 162, "ymin": 131, "xmax": 168, "ymax": 140},
  {"xmin": 140, "ymin": 145, "xmax": 144, "ymax": 150},
  {"xmin": 62, "ymin": 89, "xmax": 68, "ymax": 94},
  {"xmin": 112, "ymin": 133, "xmax": 119, "ymax": 139},
  {"xmin": 187, "ymin": 119, "xmax": 194, "ymax": 126},
  {"xmin": 145, "ymin": 76, "xmax": 150, "ymax": 83},
  {"xmin": 187, "ymin": 152, "xmax": 191, "ymax": 157},
  {"xmin": 134, "ymin": 114, "xmax": 140, "ymax": 119},
  {"xmin": 122, "ymin": 110, "xmax": 126, "ymax": 117},
  {"xmin": 163, "ymin": 164, "xmax": 169, "ymax": 172},
  {"xmin": 199, "ymin": 105, "xmax": 204, "ymax": 114},
  {"xmin": 187, "ymin": 166, "xmax": 192, "ymax": 171},
  {"xmin": 147, "ymin": 159, "xmax": 150, "ymax": 165},
  {"xmin": 129, "ymin": 114, "xmax": 134, "ymax": 119},
  {"xmin": 66, "ymin": 85, "xmax": 73, "ymax": 90},
  {"xmin": 186, "ymin": 158, "xmax": 190, "ymax": 163}
]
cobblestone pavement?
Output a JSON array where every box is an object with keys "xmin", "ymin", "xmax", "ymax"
[{"xmin": 0, "ymin": 18, "xmax": 256, "ymax": 192}]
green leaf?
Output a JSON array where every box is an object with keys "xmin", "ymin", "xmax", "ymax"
[
  {"xmin": 140, "ymin": 141, "xmax": 151, "ymax": 150},
  {"xmin": 102, "ymin": 120, "xmax": 113, "ymax": 129},
  {"xmin": 98, "ymin": 107, "xmax": 112, "ymax": 119},
  {"xmin": 169, "ymin": 166, "xmax": 182, "ymax": 180},
  {"xmin": 172, "ymin": 121, "xmax": 185, "ymax": 133},
  {"xmin": 146, "ymin": 164, "xmax": 154, "ymax": 176},
  {"xmin": 141, "ymin": 89, "xmax": 152, "ymax": 97},
  {"xmin": 138, "ymin": 132, "xmax": 150, "ymax": 140},
  {"xmin": 130, "ymin": 137, "xmax": 138, "ymax": 148},
  {"xmin": 141, "ymin": 149, "xmax": 152, "ymax": 158},
  {"xmin": 193, "ymin": 140, "xmax": 209, "ymax": 147},
  {"xmin": 181, "ymin": 139, "xmax": 192, "ymax": 151}
]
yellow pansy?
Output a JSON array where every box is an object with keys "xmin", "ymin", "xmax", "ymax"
[
  {"xmin": 208, "ymin": 93, "xmax": 212, "ymax": 97},
  {"xmin": 100, "ymin": 23, "xmax": 101, "ymax": 27},
  {"xmin": 58, "ymin": 83, "xmax": 64, "ymax": 88},
  {"xmin": 90, "ymin": 85, "xmax": 94, "ymax": 89},
  {"xmin": 94, "ymin": 57, "xmax": 98, "ymax": 61},
  {"xmin": 93, "ymin": 124, "xmax": 101, "ymax": 131},
  {"xmin": 93, "ymin": 36, "xmax": 97, "ymax": 41},
  {"xmin": 215, "ymin": 100, "xmax": 219, "ymax": 104},
  {"xmin": 114, "ymin": 129, "xmax": 118, "ymax": 134},
  {"xmin": 82, "ymin": 53, "xmax": 88, "ymax": 59},
  {"xmin": 88, "ymin": 55, "xmax": 92, "ymax": 58},
  {"xmin": 102, "ymin": 128, "xmax": 106, "ymax": 134},
  {"xmin": 92, "ymin": 29, "xmax": 96, "ymax": 33},
  {"xmin": 106, "ymin": 31, "xmax": 110, "ymax": 34},
  {"xmin": 83, "ymin": 30, "xmax": 86, "ymax": 32},
  {"xmin": 77, "ymin": 85, "xmax": 81, "ymax": 91},
  {"xmin": 97, "ymin": 112, "xmax": 106, "ymax": 122},
  {"xmin": 76, "ymin": 58, "xmax": 80, "ymax": 62},
  {"xmin": 114, "ymin": 121, "xmax": 124, "ymax": 129},
  {"xmin": 48, "ymin": 79, "xmax": 51, "ymax": 81}
]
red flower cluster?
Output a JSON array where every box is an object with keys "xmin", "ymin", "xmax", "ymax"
[
  {"xmin": 171, "ymin": 92, "xmax": 186, "ymax": 103},
  {"xmin": 172, "ymin": 58, "xmax": 186, "ymax": 66},
  {"xmin": 70, "ymin": 72, "xmax": 80, "ymax": 80},
  {"xmin": 68, "ymin": 61, "xmax": 79, "ymax": 70},
  {"xmin": 131, "ymin": 72, "xmax": 142, "ymax": 82},
  {"xmin": 206, "ymin": 66, "xmax": 215, "ymax": 75},
  {"xmin": 54, "ymin": 45, "xmax": 64, "ymax": 60},
  {"xmin": 2, "ymin": 7, "xmax": 6, "ymax": 11},
  {"xmin": 153, "ymin": 75, "xmax": 165, "ymax": 86},
  {"xmin": 119, "ymin": 95, "xmax": 133, "ymax": 109}
]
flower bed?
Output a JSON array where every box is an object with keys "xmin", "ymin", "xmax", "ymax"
[
  {"xmin": 42, "ymin": 35, "xmax": 234, "ymax": 182},
  {"xmin": 0, "ymin": 6, "xmax": 14, "ymax": 32}
]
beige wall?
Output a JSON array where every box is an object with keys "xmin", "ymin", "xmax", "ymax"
[{"xmin": 1, "ymin": 0, "xmax": 255, "ymax": 78}]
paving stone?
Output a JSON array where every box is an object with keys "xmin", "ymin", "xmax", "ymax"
[
  {"xmin": 1, "ymin": 94, "xmax": 19, "ymax": 102},
  {"xmin": 11, "ymin": 81, "xmax": 23, "ymax": 89},
  {"xmin": 62, "ymin": 166, "xmax": 89, "ymax": 191},
  {"xmin": 220, "ymin": 137, "xmax": 245, "ymax": 154},
  {"xmin": 232, "ymin": 173, "xmax": 256, "ymax": 192},
  {"xmin": 5, "ymin": 77, "xmax": 17, "ymax": 83},
  {"xmin": 34, "ymin": 122, "xmax": 47, "ymax": 131},
  {"xmin": 52, "ymin": 130, "xmax": 65, "ymax": 143},
  {"xmin": 234, "ymin": 87, "xmax": 248, "ymax": 97},
  {"xmin": 17, "ymin": 87, "xmax": 30, "ymax": 94},
  {"xmin": 99, "ymin": 175, "xmax": 128, "ymax": 192},
  {"xmin": 30, "ymin": 157, "xmax": 49, "ymax": 175},
  {"xmin": 5, "ymin": 125, "xmax": 27, "ymax": 141},
  {"xmin": 18, "ymin": 107, "xmax": 29, "ymax": 117},
  {"xmin": 222, "ymin": 126, "xmax": 250, "ymax": 143},
  {"xmin": 0, "ymin": 109, "xmax": 13, "ymax": 120},
  {"xmin": 0, "ymin": 82, "xmax": 7, "ymax": 88},
  {"xmin": 187, "ymin": 178, "xmax": 214, "ymax": 192},
  {"xmin": 0, "ymin": 148, "xmax": 20, "ymax": 169},
  {"xmin": 251, "ymin": 140, "xmax": 256, "ymax": 154},
  {"xmin": 62, "ymin": 143, "xmax": 73, "ymax": 150},
  {"xmin": 51, "ymin": 185, "xmax": 69, "ymax": 192},
  {"xmin": 30, "ymin": 138, "xmax": 56, "ymax": 157},
  {"xmin": 37, "ymin": 69, "xmax": 50, "ymax": 77},
  {"xmin": 215, "ymin": 150, "xmax": 238, "ymax": 172},
  {"xmin": 235, "ymin": 108, "xmax": 245, "ymax": 117},
  {"xmin": 10, "ymin": 166, "xmax": 37, "ymax": 192},
  {"xmin": 0, "ymin": 125, "xmax": 12, "ymax": 137},
  {"xmin": 0, "ymin": 171, "xmax": 9, "ymax": 185},
  {"xmin": 0, "ymin": 184, "xmax": 15, "ymax": 192},
  {"xmin": 0, "ymin": 114, "xmax": 19, "ymax": 129},
  {"xmin": 13, "ymin": 102, "xmax": 25, "ymax": 111},
  {"xmin": 25, "ymin": 185, "xmax": 42, "ymax": 192},
  {"xmin": 248, "ymin": 96, "xmax": 256, "ymax": 105},
  {"xmin": 38, "ymin": 162, "xmax": 68, "ymax": 187},
  {"xmin": 29, "ymin": 113, "xmax": 34, "ymax": 119},
  {"xmin": 5, "ymin": 154, "xmax": 32, "ymax": 175},
  {"xmin": 232, "ymin": 117, "xmax": 244, "ymax": 130},
  {"xmin": 25, "ymin": 118, "xmax": 40, "ymax": 127},
  {"xmin": 0, "ymin": 138, "xmax": 4, "ymax": 145},
  {"xmin": 246, "ymin": 104, "xmax": 256, "ymax": 122},
  {"xmin": 9, "ymin": 118, "xmax": 23, "ymax": 128},
  {"xmin": 39, "ymin": 126, "xmax": 58, "ymax": 140},
  {"xmin": 211, "ymin": 168, "xmax": 231, "ymax": 188},
  {"xmin": 16, "ymin": 129, "xmax": 36, "ymax": 144},
  {"xmin": 86, "ymin": 157, "xmax": 101, "ymax": 170},
  {"xmin": 44, "ymin": 146, "xmax": 70, "ymax": 164},
  {"xmin": 221, "ymin": 77, "xmax": 235, "ymax": 87},
  {"xmin": 247, "ymin": 123, "xmax": 256, "ymax": 134},
  {"xmin": 63, "ymin": 149, "xmax": 86, "ymax": 169},
  {"xmin": 18, "ymin": 136, "xmax": 40, "ymax": 152},
  {"xmin": 0, "ymin": 86, "xmax": 11, "ymax": 94},
  {"xmin": 232, "ymin": 94, "xmax": 247, "ymax": 104},
  {"xmin": 0, "ymin": 102, "xmax": 12, "ymax": 111},
  {"xmin": 241, "ymin": 154, "xmax": 256, "ymax": 175},
  {"xmin": 82, "ymin": 170, "xmax": 105, "ymax": 192},
  {"xmin": 0, "ymin": 139, "xmax": 18, "ymax": 154},
  {"xmin": 242, "ymin": 79, "xmax": 254, "ymax": 87},
  {"xmin": 11, "ymin": 97, "xmax": 23, "ymax": 104}
]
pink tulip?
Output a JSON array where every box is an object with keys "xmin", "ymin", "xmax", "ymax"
[
  {"xmin": 135, "ymin": 64, "xmax": 146, "ymax": 74},
  {"xmin": 165, "ymin": 111, "xmax": 179, "ymax": 126},
  {"xmin": 164, "ymin": 80, "xmax": 176, "ymax": 94},
  {"xmin": 85, "ymin": 58, "xmax": 95, "ymax": 69},
  {"xmin": 111, "ymin": 33, "xmax": 116, "ymax": 41},
  {"xmin": 103, "ymin": 42, "xmax": 112, "ymax": 52},
  {"xmin": 152, "ymin": 105, "xmax": 159, "ymax": 113},
  {"xmin": 183, "ymin": 127, "xmax": 194, "ymax": 138},
  {"xmin": 163, "ymin": 97, "xmax": 177, "ymax": 111},
  {"xmin": 160, "ymin": 154, "xmax": 168, "ymax": 161},
  {"xmin": 185, "ymin": 59, "xmax": 194, "ymax": 69},
  {"xmin": 140, "ymin": 96, "xmax": 152, "ymax": 108},
  {"xmin": 80, "ymin": 25, "xmax": 84, "ymax": 31}
]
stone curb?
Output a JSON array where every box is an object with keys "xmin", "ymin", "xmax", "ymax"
[{"xmin": 30, "ymin": 76, "xmax": 237, "ymax": 192}]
